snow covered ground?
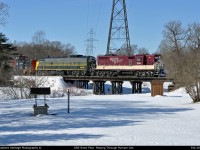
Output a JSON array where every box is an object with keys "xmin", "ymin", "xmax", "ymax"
[{"xmin": 0, "ymin": 76, "xmax": 200, "ymax": 146}]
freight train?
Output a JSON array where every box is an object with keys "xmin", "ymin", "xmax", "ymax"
[
  {"xmin": 33, "ymin": 54, "xmax": 165, "ymax": 77},
  {"xmin": 7, "ymin": 55, "xmax": 32, "ymax": 75}
]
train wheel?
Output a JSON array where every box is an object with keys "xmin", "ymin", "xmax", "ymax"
[
  {"xmin": 135, "ymin": 71, "xmax": 139, "ymax": 77},
  {"xmin": 91, "ymin": 71, "xmax": 95, "ymax": 76},
  {"xmin": 73, "ymin": 71, "xmax": 77, "ymax": 76}
]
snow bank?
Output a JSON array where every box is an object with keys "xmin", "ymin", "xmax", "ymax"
[
  {"xmin": 42, "ymin": 76, "xmax": 68, "ymax": 91},
  {"xmin": 0, "ymin": 76, "xmax": 187, "ymax": 100}
]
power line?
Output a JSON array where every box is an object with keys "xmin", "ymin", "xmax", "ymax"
[
  {"xmin": 85, "ymin": 28, "xmax": 97, "ymax": 56},
  {"xmin": 86, "ymin": 0, "xmax": 90, "ymax": 30},
  {"xmin": 95, "ymin": 0, "xmax": 103, "ymax": 31}
]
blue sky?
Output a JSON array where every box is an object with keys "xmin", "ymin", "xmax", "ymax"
[{"xmin": 1, "ymin": 0, "xmax": 200, "ymax": 56}]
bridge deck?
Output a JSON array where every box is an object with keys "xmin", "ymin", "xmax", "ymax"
[{"xmin": 62, "ymin": 76, "xmax": 173, "ymax": 82}]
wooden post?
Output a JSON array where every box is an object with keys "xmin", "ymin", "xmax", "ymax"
[{"xmin": 151, "ymin": 80, "xmax": 164, "ymax": 96}]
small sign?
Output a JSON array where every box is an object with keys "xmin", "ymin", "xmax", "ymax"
[{"xmin": 30, "ymin": 87, "xmax": 51, "ymax": 95}]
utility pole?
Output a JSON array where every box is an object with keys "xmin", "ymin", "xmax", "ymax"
[
  {"xmin": 85, "ymin": 28, "xmax": 97, "ymax": 56},
  {"xmin": 106, "ymin": 0, "xmax": 132, "ymax": 55}
]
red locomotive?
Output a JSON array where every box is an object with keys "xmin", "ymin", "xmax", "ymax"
[{"xmin": 95, "ymin": 54, "xmax": 165, "ymax": 77}]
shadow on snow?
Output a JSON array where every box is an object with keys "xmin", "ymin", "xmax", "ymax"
[{"xmin": 0, "ymin": 98, "xmax": 193, "ymax": 145}]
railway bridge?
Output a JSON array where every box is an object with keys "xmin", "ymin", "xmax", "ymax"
[{"xmin": 63, "ymin": 76, "xmax": 173, "ymax": 96}]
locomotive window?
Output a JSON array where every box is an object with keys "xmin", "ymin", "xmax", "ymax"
[
  {"xmin": 155, "ymin": 56, "xmax": 159, "ymax": 61},
  {"xmin": 137, "ymin": 58, "xmax": 142, "ymax": 62}
]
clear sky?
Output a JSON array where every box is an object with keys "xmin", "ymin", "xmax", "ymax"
[{"xmin": 1, "ymin": 0, "xmax": 200, "ymax": 56}]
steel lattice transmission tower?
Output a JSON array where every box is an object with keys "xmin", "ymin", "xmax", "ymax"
[
  {"xmin": 85, "ymin": 28, "xmax": 96, "ymax": 56},
  {"xmin": 106, "ymin": 0, "xmax": 132, "ymax": 55}
]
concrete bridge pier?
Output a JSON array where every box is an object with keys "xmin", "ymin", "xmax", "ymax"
[{"xmin": 130, "ymin": 81, "xmax": 143, "ymax": 94}]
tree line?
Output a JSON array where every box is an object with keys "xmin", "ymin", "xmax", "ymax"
[
  {"xmin": 159, "ymin": 20, "xmax": 200, "ymax": 103},
  {"xmin": 15, "ymin": 30, "xmax": 76, "ymax": 61}
]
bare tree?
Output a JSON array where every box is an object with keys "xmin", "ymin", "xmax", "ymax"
[
  {"xmin": 64, "ymin": 43, "xmax": 76, "ymax": 56},
  {"xmin": 16, "ymin": 39, "xmax": 76, "ymax": 60},
  {"xmin": 183, "ymin": 23, "xmax": 200, "ymax": 103},
  {"xmin": 0, "ymin": 76, "xmax": 48, "ymax": 99},
  {"xmin": 114, "ymin": 44, "xmax": 134, "ymax": 56},
  {"xmin": 159, "ymin": 21, "xmax": 200, "ymax": 103},
  {"xmin": 183, "ymin": 49, "xmax": 200, "ymax": 103},
  {"xmin": 187, "ymin": 22, "xmax": 200, "ymax": 49},
  {"xmin": 44, "ymin": 41, "xmax": 75, "ymax": 57},
  {"xmin": 32, "ymin": 30, "xmax": 47, "ymax": 45},
  {"xmin": 136, "ymin": 47, "xmax": 149, "ymax": 54},
  {"xmin": 159, "ymin": 20, "xmax": 188, "ymax": 86},
  {"xmin": 32, "ymin": 30, "xmax": 47, "ymax": 60},
  {"xmin": 14, "ymin": 41, "xmax": 36, "ymax": 60}
]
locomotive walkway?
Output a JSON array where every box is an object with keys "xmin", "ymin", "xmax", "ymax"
[{"xmin": 63, "ymin": 75, "xmax": 173, "ymax": 96}]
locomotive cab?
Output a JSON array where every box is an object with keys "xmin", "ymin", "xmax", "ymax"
[{"xmin": 153, "ymin": 55, "xmax": 166, "ymax": 77}]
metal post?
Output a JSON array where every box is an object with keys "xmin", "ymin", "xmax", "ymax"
[
  {"xmin": 44, "ymin": 95, "xmax": 46, "ymax": 105},
  {"xmin": 67, "ymin": 89, "xmax": 70, "ymax": 113},
  {"xmin": 34, "ymin": 95, "xmax": 37, "ymax": 106}
]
